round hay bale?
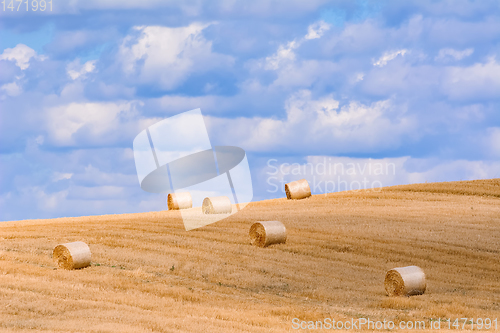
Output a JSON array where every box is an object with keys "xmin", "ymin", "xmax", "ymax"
[
  {"xmin": 249, "ymin": 221, "xmax": 287, "ymax": 247},
  {"xmin": 202, "ymin": 196, "xmax": 232, "ymax": 214},
  {"xmin": 385, "ymin": 266, "xmax": 426, "ymax": 296},
  {"xmin": 285, "ymin": 179, "xmax": 311, "ymax": 200},
  {"xmin": 167, "ymin": 192, "xmax": 193, "ymax": 210},
  {"xmin": 53, "ymin": 241, "xmax": 91, "ymax": 270}
]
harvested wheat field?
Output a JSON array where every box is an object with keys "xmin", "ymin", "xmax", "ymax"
[{"xmin": 0, "ymin": 179, "xmax": 499, "ymax": 332}]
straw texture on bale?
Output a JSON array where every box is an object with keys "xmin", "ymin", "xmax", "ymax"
[
  {"xmin": 202, "ymin": 196, "xmax": 232, "ymax": 214},
  {"xmin": 53, "ymin": 241, "xmax": 91, "ymax": 270},
  {"xmin": 249, "ymin": 221, "xmax": 287, "ymax": 247},
  {"xmin": 167, "ymin": 192, "xmax": 193, "ymax": 210},
  {"xmin": 285, "ymin": 179, "xmax": 311, "ymax": 200},
  {"xmin": 385, "ymin": 266, "xmax": 426, "ymax": 296}
]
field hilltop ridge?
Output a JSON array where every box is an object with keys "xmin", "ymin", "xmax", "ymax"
[{"xmin": 0, "ymin": 179, "xmax": 499, "ymax": 332}]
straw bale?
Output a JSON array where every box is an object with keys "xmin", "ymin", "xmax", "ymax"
[
  {"xmin": 167, "ymin": 192, "xmax": 193, "ymax": 210},
  {"xmin": 285, "ymin": 179, "xmax": 311, "ymax": 200},
  {"xmin": 202, "ymin": 196, "xmax": 232, "ymax": 214},
  {"xmin": 53, "ymin": 241, "xmax": 91, "ymax": 270},
  {"xmin": 249, "ymin": 221, "xmax": 287, "ymax": 247},
  {"xmin": 385, "ymin": 266, "xmax": 426, "ymax": 296}
]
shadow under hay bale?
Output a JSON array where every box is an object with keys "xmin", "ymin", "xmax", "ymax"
[
  {"xmin": 53, "ymin": 241, "xmax": 91, "ymax": 270},
  {"xmin": 385, "ymin": 265, "xmax": 426, "ymax": 296},
  {"xmin": 249, "ymin": 221, "xmax": 287, "ymax": 247},
  {"xmin": 167, "ymin": 192, "xmax": 193, "ymax": 210},
  {"xmin": 202, "ymin": 196, "xmax": 232, "ymax": 214},
  {"xmin": 285, "ymin": 179, "xmax": 311, "ymax": 200}
]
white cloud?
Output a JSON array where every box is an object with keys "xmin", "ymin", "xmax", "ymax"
[
  {"xmin": 435, "ymin": 48, "xmax": 474, "ymax": 61},
  {"xmin": 119, "ymin": 23, "xmax": 233, "ymax": 90},
  {"xmin": 66, "ymin": 59, "xmax": 96, "ymax": 80},
  {"xmin": 256, "ymin": 21, "xmax": 340, "ymax": 90},
  {"xmin": 264, "ymin": 20, "xmax": 330, "ymax": 71},
  {"xmin": 0, "ymin": 44, "xmax": 38, "ymax": 70},
  {"xmin": 305, "ymin": 21, "xmax": 331, "ymax": 40},
  {"xmin": 0, "ymin": 44, "xmax": 48, "ymax": 98},
  {"xmin": 45, "ymin": 101, "xmax": 145, "ymax": 146},
  {"xmin": 373, "ymin": 49, "xmax": 408, "ymax": 67},
  {"xmin": 206, "ymin": 90, "xmax": 415, "ymax": 154},
  {"xmin": 264, "ymin": 40, "xmax": 298, "ymax": 70}
]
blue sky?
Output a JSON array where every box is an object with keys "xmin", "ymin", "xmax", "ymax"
[{"xmin": 1, "ymin": 0, "xmax": 499, "ymax": 221}]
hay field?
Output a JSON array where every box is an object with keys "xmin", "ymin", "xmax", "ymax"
[{"xmin": 0, "ymin": 179, "xmax": 499, "ymax": 332}]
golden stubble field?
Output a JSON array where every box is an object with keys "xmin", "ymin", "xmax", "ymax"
[{"xmin": 0, "ymin": 179, "xmax": 499, "ymax": 332}]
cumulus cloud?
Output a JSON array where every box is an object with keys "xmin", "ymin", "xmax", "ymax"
[
  {"xmin": 118, "ymin": 23, "xmax": 234, "ymax": 90},
  {"xmin": 44, "ymin": 101, "xmax": 152, "ymax": 146},
  {"xmin": 0, "ymin": 44, "xmax": 48, "ymax": 98},
  {"xmin": 305, "ymin": 21, "xmax": 331, "ymax": 40},
  {"xmin": 0, "ymin": 44, "xmax": 38, "ymax": 70},
  {"xmin": 66, "ymin": 59, "xmax": 96, "ymax": 80},
  {"xmin": 206, "ymin": 90, "xmax": 415, "ymax": 154},
  {"xmin": 264, "ymin": 40, "xmax": 299, "ymax": 70}
]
